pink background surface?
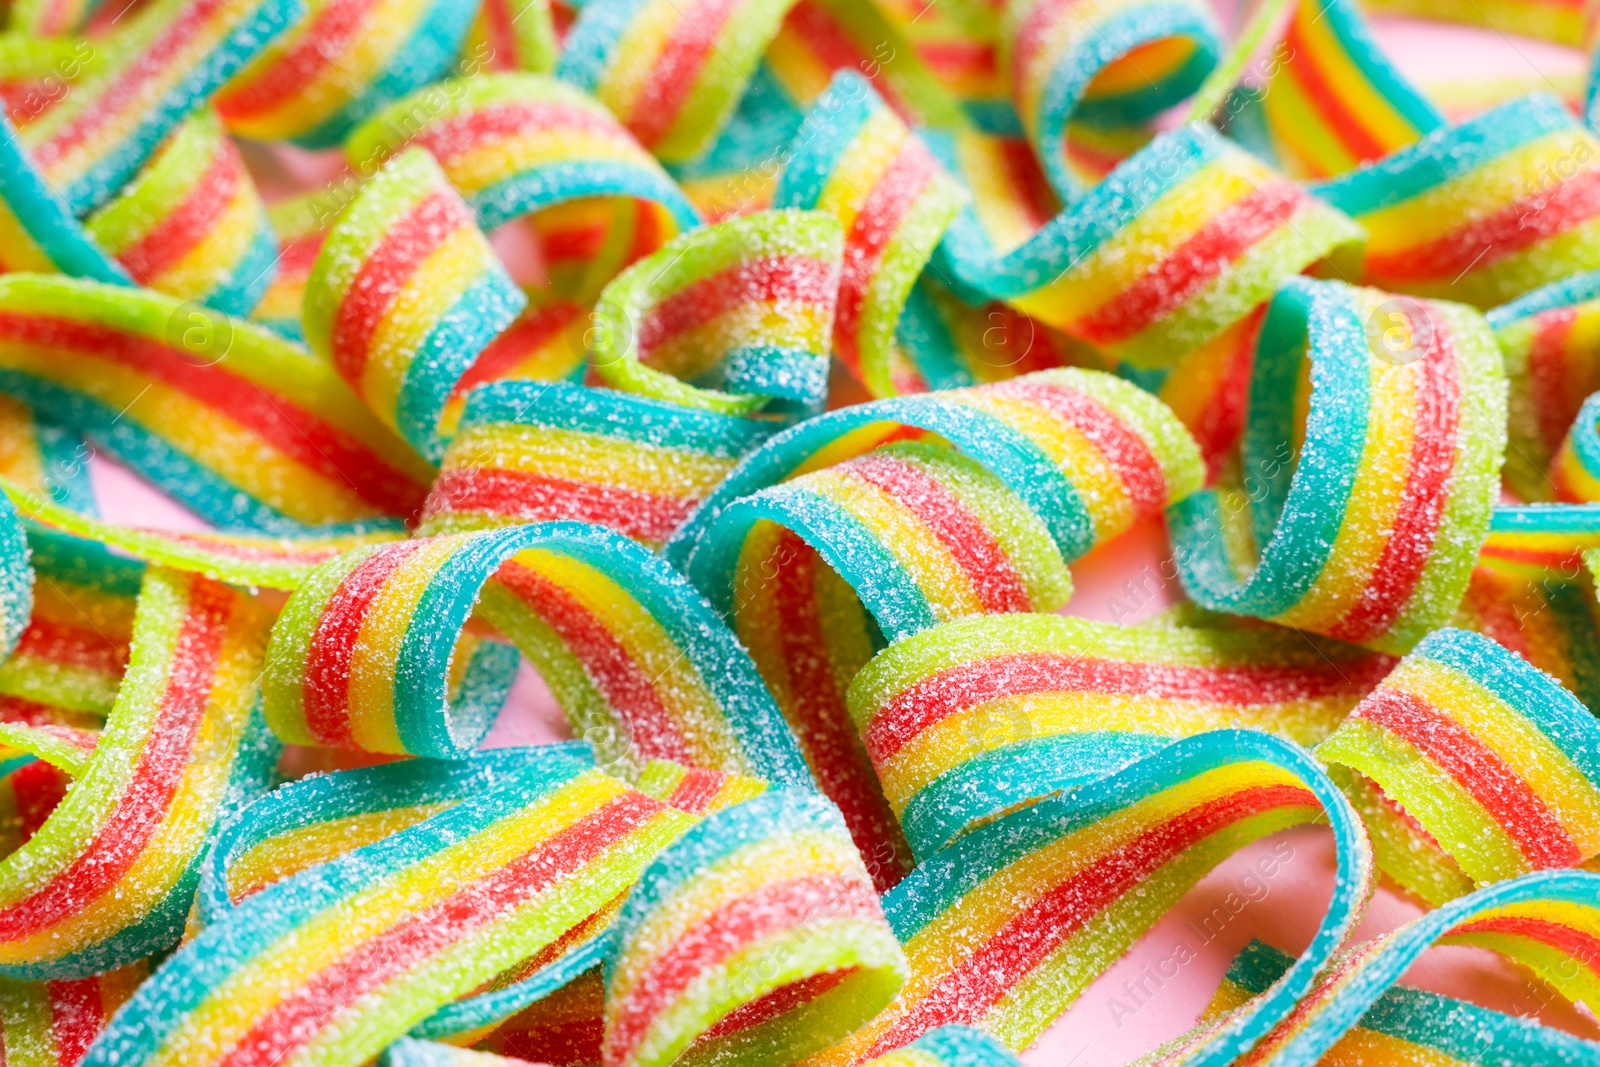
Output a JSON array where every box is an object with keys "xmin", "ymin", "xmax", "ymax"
[{"xmin": 95, "ymin": 12, "xmax": 1600, "ymax": 1060}]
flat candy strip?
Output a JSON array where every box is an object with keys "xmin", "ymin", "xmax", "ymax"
[
  {"xmin": 603, "ymin": 790, "xmax": 905, "ymax": 1067},
  {"xmin": 302, "ymin": 148, "xmax": 527, "ymax": 462},
  {"xmin": 809, "ymin": 730, "xmax": 1372, "ymax": 1060},
  {"xmin": 1169, "ymin": 278, "xmax": 1507, "ymax": 654},
  {"xmin": 590, "ymin": 210, "xmax": 843, "ymax": 417},
  {"xmin": 0, "ymin": 276, "xmax": 435, "ymax": 533},
  {"xmin": 1317, "ymin": 626, "xmax": 1600, "ymax": 901},
  {"xmin": 77, "ymin": 755, "xmax": 695, "ymax": 1067},
  {"xmin": 420, "ymin": 382, "xmax": 776, "ymax": 548},
  {"xmin": 83, "ymin": 110, "xmax": 277, "ymax": 318},
  {"xmin": 263, "ymin": 522, "xmax": 811, "ymax": 784},
  {"xmin": 0, "ymin": 566, "xmax": 277, "ymax": 979},
  {"xmin": 850, "ymin": 612, "xmax": 1393, "ymax": 858}
]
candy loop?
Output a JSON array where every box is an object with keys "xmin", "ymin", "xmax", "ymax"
[
  {"xmin": 934, "ymin": 123, "xmax": 1365, "ymax": 368},
  {"xmin": 84, "ymin": 111, "xmax": 278, "ymax": 318},
  {"xmin": 849, "ymin": 612, "xmax": 1393, "ymax": 859},
  {"xmin": 603, "ymin": 789, "xmax": 906, "ymax": 1067},
  {"xmin": 213, "ymin": 0, "xmax": 482, "ymax": 146},
  {"xmin": 1216, "ymin": 870, "xmax": 1600, "ymax": 1065},
  {"xmin": 0, "ymin": 566, "xmax": 277, "ymax": 979},
  {"xmin": 1554, "ymin": 393, "xmax": 1600, "ymax": 503},
  {"xmin": 80, "ymin": 755, "xmax": 695, "ymax": 1067},
  {"xmin": 303, "ymin": 147, "xmax": 528, "ymax": 462},
  {"xmin": 1318, "ymin": 627, "xmax": 1600, "ymax": 904},
  {"xmin": 263, "ymin": 521, "xmax": 812, "ymax": 783},
  {"xmin": 557, "ymin": 0, "xmax": 801, "ymax": 166},
  {"xmin": 589, "ymin": 210, "xmax": 843, "ymax": 417},
  {"xmin": 1487, "ymin": 269, "xmax": 1600, "ymax": 502},
  {"xmin": 1001, "ymin": 0, "xmax": 1221, "ymax": 199},
  {"xmin": 1315, "ymin": 93, "xmax": 1600, "ymax": 309},
  {"xmin": 813, "ymin": 729, "xmax": 1372, "ymax": 1060},
  {"xmin": 0, "ymin": 275, "xmax": 435, "ymax": 533},
  {"xmin": 344, "ymin": 73, "xmax": 700, "ymax": 240},
  {"xmin": 772, "ymin": 73, "xmax": 967, "ymax": 398},
  {"xmin": 420, "ymin": 381, "xmax": 777, "ymax": 548},
  {"xmin": 1169, "ymin": 277, "xmax": 1507, "ymax": 654}
]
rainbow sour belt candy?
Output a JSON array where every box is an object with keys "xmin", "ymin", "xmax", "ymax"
[
  {"xmin": 343, "ymin": 74, "xmax": 700, "ymax": 266},
  {"xmin": 1001, "ymin": 0, "xmax": 1220, "ymax": 198},
  {"xmin": 1313, "ymin": 94, "xmax": 1600, "ymax": 309},
  {"xmin": 0, "ymin": 963, "xmax": 148, "ymax": 1067},
  {"xmin": 603, "ymin": 790, "xmax": 905, "ymax": 1067},
  {"xmin": 0, "ymin": 566, "xmax": 276, "ymax": 978},
  {"xmin": 419, "ymin": 382, "xmax": 776, "ymax": 548},
  {"xmin": 1487, "ymin": 269, "xmax": 1600, "ymax": 501},
  {"xmin": 771, "ymin": 73, "xmax": 966, "ymax": 398},
  {"xmin": 83, "ymin": 111, "xmax": 277, "ymax": 318},
  {"xmin": 933, "ymin": 123, "xmax": 1365, "ymax": 369},
  {"xmin": 1552, "ymin": 393, "xmax": 1600, "ymax": 503},
  {"xmin": 809, "ymin": 729, "xmax": 1373, "ymax": 1060},
  {"xmin": 1169, "ymin": 278, "xmax": 1507, "ymax": 654},
  {"xmin": 0, "ymin": 276, "xmax": 434, "ymax": 533},
  {"xmin": 212, "ymin": 0, "xmax": 482, "ymax": 146},
  {"xmin": 1187, "ymin": 870, "xmax": 1600, "ymax": 1065},
  {"xmin": 1205, "ymin": 938, "xmax": 1600, "ymax": 1066},
  {"xmin": 635, "ymin": 759, "xmax": 768, "ymax": 817},
  {"xmin": 674, "ymin": 366, "xmax": 1202, "ymax": 886},
  {"xmin": 79, "ymin": 753, "xmax": 694, "ymax": 1067},
  {"xmin": 264, "ymin": 522, "xmax": 811, "ymax": 783},
  {"xmin": 302, "ymin": 148, "xmax": 526, "ymax": 463},
  {"xmin": 850, "ymin": 612, "xmax": 1393, "ymax": 858},
  {"xmin": 590, "ymin": 210, "xmax": 843, "ymax": 417},
  {"xmin": 1317, "ymin": 627, "xmax": 1600, "ymax": 904}
]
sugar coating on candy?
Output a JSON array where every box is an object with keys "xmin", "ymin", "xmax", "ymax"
[
  {"xmin": 603, "ymin": 790, "xmax": 906, "ymax": 1067},
  {"xmin": 848, "ymin": 612, "xmax": 1393, "ymax": 857},
  {"xmin": 1318, "ymin": 627, "xmax": 1600, "ymax": 898},
  {"xmin": 591, "ymin": 209, "xmax": 844, "ymax": 417}
]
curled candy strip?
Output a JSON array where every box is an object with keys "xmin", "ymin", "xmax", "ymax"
[
  {"xmin": 83, "ymin": 111, "xmax": 278, "ymax": 318},
  {"xmin": 1197, "ymin": 871, "xmax": 1600, "ymax": 1065},
  {"xmin": 1315, "ymin": 93, "xmax": 1600, "ymax": 309},
  {"xmin": 303, "ymin": 148, "xmax": 527, "ymax": 463},
  {"xmin": 0, "ymin": 530, "xmax": 141, "ymax": 726},
  {"xmin": 1206, "ymin": 938, "xmax": 1599, "ymax": 1065},
  {"xmin": 1318, "ymin": 627, "xmax": 1600, "ymax": 904},
  {"xmin": 860, "ymin": 1026, "xmax": 1024, "ymax": 1067},
  {"xmin": 1553, "ymin": 393, "xmax": 1600, "ymax": 503},
  {"xmin": 0, "ymin": 276, "xmax": 434, "ymax": 533},
  {"xmin": 634, "ymin": 759, "xmax": 769, "ymax": 817},
  {"xmin": 420, "ymin": 382, "xmax": 776, "ymax": 548},
  {"xmin": 1170, "ymin": 278, "xmax": 1507, "ymax": 654},
  {"xmin": 1452, "ymin": 561, "xmax": 1600, "ymax": 716},
  {"xmin": 935, "ymin": 124, "xmax": 1365, "ymax": 369},
  {"xmin": 345, "ymin": 73, "xmax": 700, "ymax": 243},
  {"xmin": 850, "ymin": 612, "xmax": 1393, "ymax": 858},
  {"xmin": 812, "ymin": 730, "xmax": 1372, "ymax": 1060},
  {"xmin": 80, "ymin": 754, "xmax": 695, "ymax": 1067},
  {"xmin": 263, "ymin": 522, "xmax": 811, "ymax": 783},
  {"xmin": 0, "ymin": 566, "xmax": 276, "ymax": 978},
  {"xmin": 213, "ymin": 0, "xmax": 480, "ymax": 146},
  {"xmin": 1002, "ymin": 0, "xmax": 1221, "ymax": 198},
  {"xmin": 1254, "ymin": 0, "xmax": 1443, "ymax": 180},
  {"xmin": 1479, "ymin": 503, "xmax": 1600, "ymax": 580},
  {"xmin": 603, "ymin": 790, "xmax": 906, "ymax": 1067},
  {"xmin": 590, "ymin": 210, "xmax": 843, "ymax": 417},
  {"xmin": 674, "ymin": 366, "xmax": 1201, "ymax": 884},
  {"xmin": 772, "ymin": 72, "xmax": 967, "ymax": 398},
  {"xmin": 556, "ymin": 0, "xmax": 799, "ymax": 165},
  {"xmin": 1488, "ymin": 269, "xmax": 1600, "ymax": 502},
  {"xmin": 0, "ymin": 963, "xmax": 147, "ymax": 1067},
  {"xmin": 0, "ymin": 393, "xmax": 96, "ymax": 513}
]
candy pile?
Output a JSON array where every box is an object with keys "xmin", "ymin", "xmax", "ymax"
[{"xmin": 1, "ymin": 0, "xmax": 1600, "ymax": 1064}]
